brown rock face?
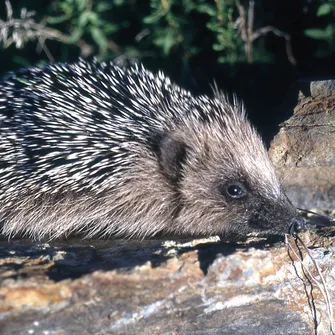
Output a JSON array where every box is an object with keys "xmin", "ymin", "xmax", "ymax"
[
  {"xmin": 269, "ymin": 80, "xmax": 335, "ymax": 209},
  {"xmin": 2, "ymin": 235, "xmax": 335, "ymax": 335}
]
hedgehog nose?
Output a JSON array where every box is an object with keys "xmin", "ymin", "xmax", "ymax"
[{"xmin": 288, "ymin": 216, "xmax": 306, "ymax": 235}]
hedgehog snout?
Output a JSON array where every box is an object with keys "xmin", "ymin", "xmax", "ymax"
[{"xmin": 288, "ymin": 216, "xmax": 306, "ymax": 235}]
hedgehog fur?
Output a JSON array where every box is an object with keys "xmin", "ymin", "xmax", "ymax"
[{"xmin": 0, "ymin": 59, "xmax": 304, "ymax": 240}]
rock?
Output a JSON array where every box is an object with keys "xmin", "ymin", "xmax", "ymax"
[
  {"xmin": 269, "ymin": 80, "xmax": 335, "ymax": 209},
  {"xmin": 1, "ymin": 234, "xmax": 334, "ymax": 335}
]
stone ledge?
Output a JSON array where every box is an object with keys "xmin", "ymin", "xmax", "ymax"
[{"xmin": 2, "ymin": 234, "xmax": 334, "ymax": 335}]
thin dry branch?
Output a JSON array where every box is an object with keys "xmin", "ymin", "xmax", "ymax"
[
  {"xmin": 0, "ymin": 1, "xmax": 120, "ymax": 60},
  {"xmin": 286, "ymin": 234, "xmax": 335, "ymax": 334},
  {"xmin": 0, "ymin": 2, "xmax": 69, "ymax": 50},
  {"xmin": 234, "ymin": 0, "xmax": 296, "ymax": 65},
  {"xmin": 252, "ymin": 25, "xmax": 296, "ymax": 65}
]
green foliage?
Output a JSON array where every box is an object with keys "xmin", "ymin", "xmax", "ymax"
[
  {"xmin": 0, "ymin": 0, "xmax": 249, "ymax": 65},
  {"xmin": 141, "ymin": 0, "xmax": 244, "ymax": 62},
  {"xmin": 1, "ymin": 0, "xmax": 335, "ymax": 71},
  {"xmin": 304, "ymin": 0, "xmax": 335, "ymax": 57},
  {"xmin": 46, "ymin": 0, "xmax": 128, "ymax": 59},
  {"xmin": 305, "ymin": 25, "xmax": 333, "ymax": 40},
  {"xmin": 143, "ymin": 0, "xmax": 187, "ymax": 56},
  {"xmin": 205, "ymin": 1, "xmax": 244, "ymax": 63},
  {"xmin": 317, "ymin": 2, "xmax": 334, "ymax": 16}
]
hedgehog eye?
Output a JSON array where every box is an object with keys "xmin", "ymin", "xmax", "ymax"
[{"xmin": 223, "ymin": 182, "xmax": 247, "ymax": 199}]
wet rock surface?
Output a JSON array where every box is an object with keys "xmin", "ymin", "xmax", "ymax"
[
  {"xmin": 1, "ymin": 233, "xmax": 335, "ymax": 335},
  {"xmin": 270, "ymin": 80, "xmax": 335, "ymax": 209}
]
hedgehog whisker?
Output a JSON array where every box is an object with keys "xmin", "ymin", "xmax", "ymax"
[
  {"xmin": 297, "ymin": 208, "xmax": 335, "ymax": 228},
  {"xmin": 297, "ymin": 208, "xmax": 334, "ymax": 221}
]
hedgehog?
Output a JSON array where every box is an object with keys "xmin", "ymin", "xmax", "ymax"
[{"xmin": 0, "ymin": 59, "xmax": 304, "ymax": 240}]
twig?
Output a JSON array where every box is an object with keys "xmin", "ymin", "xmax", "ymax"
[
  {"xmin": 296, "ymin": 235, "xmax": 334, "ymax": 334},
  {"xmin": 286, "ymin": 234, "xmax": 335, "ymax": 334},
  {"xmin": 0, "ymin": 1, "xmax": 121, "ymax": 59},
  {"xmin": 286, "ymin": 235, "xmax": 318, "ymax": 333},
  {"xmin": 246, "ymin": 0, "xmax": 254, "ymax": 63},
  {"xmin": 252, "ymin": 25, "xmax": 296, "ymax": 65},
  {"xmin": 234, "ymin": 0, "xmax": 296, "ymax": 65}
]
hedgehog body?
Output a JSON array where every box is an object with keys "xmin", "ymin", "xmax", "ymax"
[{"xmin": 0, "ymin": 60, "xmax": 303, "ymax": 240}]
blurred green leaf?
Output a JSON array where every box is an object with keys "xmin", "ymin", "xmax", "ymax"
[
  {"xmin": 153, "ymin": 28, "xmax": 176, "ymax": 55},
  {"xmin": 114, "ymin": 0, "xmax": 126, "ymax": 5},
  {"xmin": 90, "ymin": 27, "xmax": 108, "ymax": 49},
  {"xmin": 59, "ymin": 2, "xmax": 73, "ymax": 13},
  {"xmin": 197, "ymin": 4, "xmax": 216, "ymax": 16},
  {"xmin": 76, "ymin": 0, "xmax": 87, "ymax": 12},
  {"xmin": 305, "ymin": 25, "xmax": 334, "ymax": 40},
  {"xmin": 96, "ymin": 3, "xmax": 113, "ymax": 12},
  {"xmin": 67, "ymin": 27, "xmax": 84, "ymax": 43},
  {"xmin": 78, "ymin": 11, "xmax": 90, "ymax": 27},
  {"xmin": 143, "ymin": 11, "xmax": 164, "ymax": 24},
  {"xmin": 103, "ymin": 23, "xmax": 121, "ymax": 34},
  {"xmin": 47, "ymin": 14, "xmax": 72, "ymax": 24},
  {"xmin": 317, "ymin": 3, "xmax": 333, "ymax": 16}
]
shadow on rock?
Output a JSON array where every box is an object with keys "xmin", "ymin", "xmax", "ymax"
[{"xmin": 0, "ymin": 234, "xmax": 286, "ymax": 282}]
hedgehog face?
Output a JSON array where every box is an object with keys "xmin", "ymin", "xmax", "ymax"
[
  {"xmin": 212, "ymin": 172, "xmax": 303, "ymax": 237},
  {"xmin": 158, "ymin": 120, "xmax": 304, "ymax": 238}
]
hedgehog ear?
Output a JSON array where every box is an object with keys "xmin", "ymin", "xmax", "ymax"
[{"xmin": 158, "ymin": 134, "xmax": 187, "ymax": 183}]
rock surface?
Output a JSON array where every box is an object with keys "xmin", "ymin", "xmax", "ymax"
[
  {"xmin": 269, "ymin": 80, "xmax": 335, "ymax": 209},
  {"xmin": 1, "ymin": 232, "xmax": 335, "ymax": 335}
]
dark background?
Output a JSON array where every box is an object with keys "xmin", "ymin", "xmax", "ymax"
[{"xmin": 1, "ymin": 0, "xmax": 334, "ymax": 143}]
